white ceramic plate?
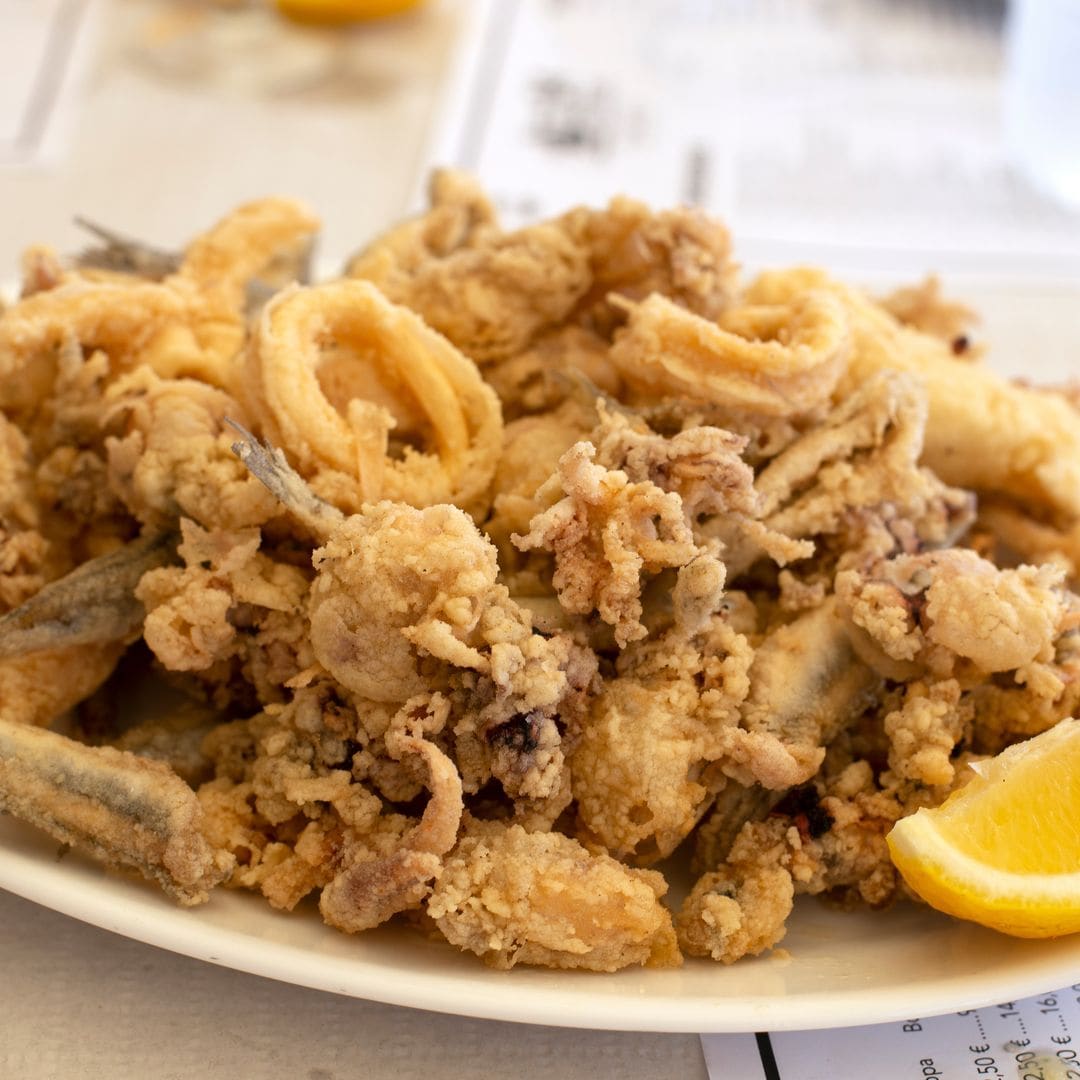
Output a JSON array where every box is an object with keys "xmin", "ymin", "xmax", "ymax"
[
  {"xmin": 3, "ymin": 275, "xmax": 1080, "ymax": 1033},
  {"xmin": 3, "ymin": 810, "xmax": 1080, "ymax": 1034}
]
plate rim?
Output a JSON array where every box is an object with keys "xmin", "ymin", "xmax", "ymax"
[{"xmin": 2, "ymin": 816, "xmax": 1079, "ymax": 1033}]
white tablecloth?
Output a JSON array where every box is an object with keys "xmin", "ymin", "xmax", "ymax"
[{"xmin": 0, "ymin": 891, "xmax": 707, "ymax": 1079}]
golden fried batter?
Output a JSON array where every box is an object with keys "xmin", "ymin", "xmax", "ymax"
[
  {"xmin": 572, "ymin": 619, "xmax": 753, "ymax": 863},
  {"xmin": 428, "ymin": 820, "xmax": 680, "ymax": 971},
  {"xmin": 748, "ymin": 268, "xmax": 1080, "ymax": 523},
  {"xmin": 3, "ymin": 177, "xmax": 1080, "ymax": 975},
  {"xmin": 609, "ymin": 289, "xmax": 849, "ymax": 416},
  {"xmin": 242, "ymin": 280, "xmax": 503, "ymax": 515},
  {"xmin": 106, "ymin": 369, "xmax": 278, "ymax": 531}
]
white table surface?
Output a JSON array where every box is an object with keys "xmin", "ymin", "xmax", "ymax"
[{"xmin": 0, "ymin": 890, "xmax": 707, "ymax": 1079}]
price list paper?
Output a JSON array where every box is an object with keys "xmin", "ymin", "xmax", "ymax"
[
  {"xmin": 426, "ymin": 0, "xmax": 1080, "ymax": 278},
  {"xmin": 701, "ymin": 986, "xmax": 1080, "ymax": 1080}
]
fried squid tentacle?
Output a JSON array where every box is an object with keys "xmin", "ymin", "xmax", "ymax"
[
  {"xmin": 319, "ymin": 725, "xmax": 463, "ymax": 934},
  {"xmin": 0, "ymin": 717, "xmax": 232, "ymax": 905}
]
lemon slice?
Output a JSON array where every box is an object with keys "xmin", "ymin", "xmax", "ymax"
[
  {"xmin": 887, "ymin": 718, "xmax": 1080, "ymax": 938},
  {"xmin": 275, "ymin": 0, "xmax": 424, "ymax": 24}
]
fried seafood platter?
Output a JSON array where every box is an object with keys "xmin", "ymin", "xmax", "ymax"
[{"xmin": 1, "ymin": 175, "xmax": 1078, "ymax": 979}]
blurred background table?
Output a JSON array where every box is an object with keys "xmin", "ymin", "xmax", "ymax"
[{"xmin": 0, "ymin": 0, "xmax": 466, "ymax": 268}]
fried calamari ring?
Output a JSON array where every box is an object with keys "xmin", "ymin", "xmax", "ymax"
[
  {"xmin": 242, "ymin": 280, "xmax": 502, "ymax": 513},
  {"xmin": 608, "ymin": 290, "xmax": 850, "ymax": 417},
  {"xmin": 746, "ymin": 268, "xmax": 1080, "ymax": 522},
  {"xmin": 0, "ymin": 198, "xmax": 319, "ymax": 401}
]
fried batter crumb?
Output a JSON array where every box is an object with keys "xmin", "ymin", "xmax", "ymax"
[{"xmin": 2, "ymin": 173, "xmax": 1078, "ymax": 976}]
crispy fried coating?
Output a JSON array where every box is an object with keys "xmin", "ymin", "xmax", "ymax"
[
  {"xmin": 609, "ymin": 289, "xmax": 849, "ymax": 417},
  {"xmin": 242, "ymin": 280, "xmax": 502, "ymax": 515},
  {"xmin": 6, "ymin": 177, "xmax": 1080, "ymax": 974},
  {"xmin": 0, "ymin": 279, "xmax": 221, "ymax": 407},
  {"xmin": 309, "ymin": 501, "xmax": 520, "ymax": 700},
  {"xmin": 349, "ymin": 173, "xmax": 589, "ymax": 364},
  {"xmin": 320, "ymin": 710, "xmax": 463, "ymax": 933},
  {"xmin": 304, "ymin": 498, "xmax": 589, "ymax": 816},
  {"xmin": 559, "ymin": 197, "xmax": 738, "ymax": 327},
  {"xmin": 513, "ymin": 440, "xmax": 703, "ymax": 646},
  {"xmin": 483, "ymin": 325, "xmax": 620, "ymax": 420},
  {"xmin": 882, "ymin": 679, "xmax": 972, "ymax": 787},
  {"xmin": 484, "ymin": 399, "xmax": 597, "ymax": 580},
  {"xmin": 0, "ymin": 715, "xmax": 232, "ymax": 904},
  {"xmin": 428, "ymin": 820, "xmax": 681, "ymax": 971},
  {"xmin": 723, "ymin": 370, "xmax": 973, "ymax": 579},
  {"xmin": 199, "ymin": 683, "xmax": 391, "ymax": 911},
  {"xmin": 572, "ymin": 619, "xmax": 753, "ymax": 863},
  {"xmin": 513, "ymin": 406, "xmax": 770, "ymax": 645},
  {"xmin": 0, "ymin": 415, "xmax": 50, "ymax": 609},
  {"xmin": 678, "ymin": 763, "xmax": 906, "ymax": 963},
  {"xmin": 105, "ymin": 369, "xmax": 278, "ymax": 530},
  {"xmin": 0, "ymin": 199, "xmax": 318, "ymax": 409},
  {"xmin": 344, "ymin": 170, "xmax": 497, "ymax": 289},
  {"xmin": 748, "ymin": 268, "xmax": 1080, "ymax": 523},
  {"xmin": 350, "ymin": 178, "xmax": 738, "ymax": 362},
  {"xmin": 137, "ymin": 519, "xmax": 312, "ymax": 705},
  {"xmin": 353, "ymin": 219, "xmax": 591, "ymax": 365},
  {"xmin": 176, "ymin": 196, "xmax": 318, "ymax": 312},
  {"xmin": 968, "ymin": 630, "xmax": 1080, "ymax": 754},
  {"xmin": 677, "ymin": 846, "xmax": 795, "ymax": 964},
  {"xmin": 837, "ymin": 549, "xmax": 1068, "ymax": 679}
]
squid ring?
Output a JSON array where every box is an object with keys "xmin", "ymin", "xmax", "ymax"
[
  {"xmin": 609, "ymin": 290, "xmax": 850, "ymax": 417},
  {"xmin": 243, "ymin": 279, "xmax": 503, "ymax": 512}
]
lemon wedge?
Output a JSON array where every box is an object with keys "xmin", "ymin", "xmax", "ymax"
[
  {"xmin": 887, "ymin": 718, "xmax": 1080, "ymax": 938},
  {"xmin": 275, "ymin": 0, "xmax": 424, "ymax": 24}
]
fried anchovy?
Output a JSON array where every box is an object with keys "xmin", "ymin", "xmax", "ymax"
[
  {"xmin": 0, "ymin": 717, "xmax": 231, "ymax": 904},
  {"xmin": 73, "ymin": 217, "xmax": 313, "ymax": 316},
  {"xmin": 691, "ymin": 782, "xmax": 783, "ymax": 875},
  {"xmin": 737, "ymin": 597, "xmax": 882, "ymax": 789},
  {"xmin": 0, "ymin": 531, "xmax": 178, "ymax": 660},
  {"xmin": 226, "ymin": 419, "xmax": 344, "ymax": 538},
  {"xmin": 74, "ymin": 217, "xmax": 181, "ymax": 279}
]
